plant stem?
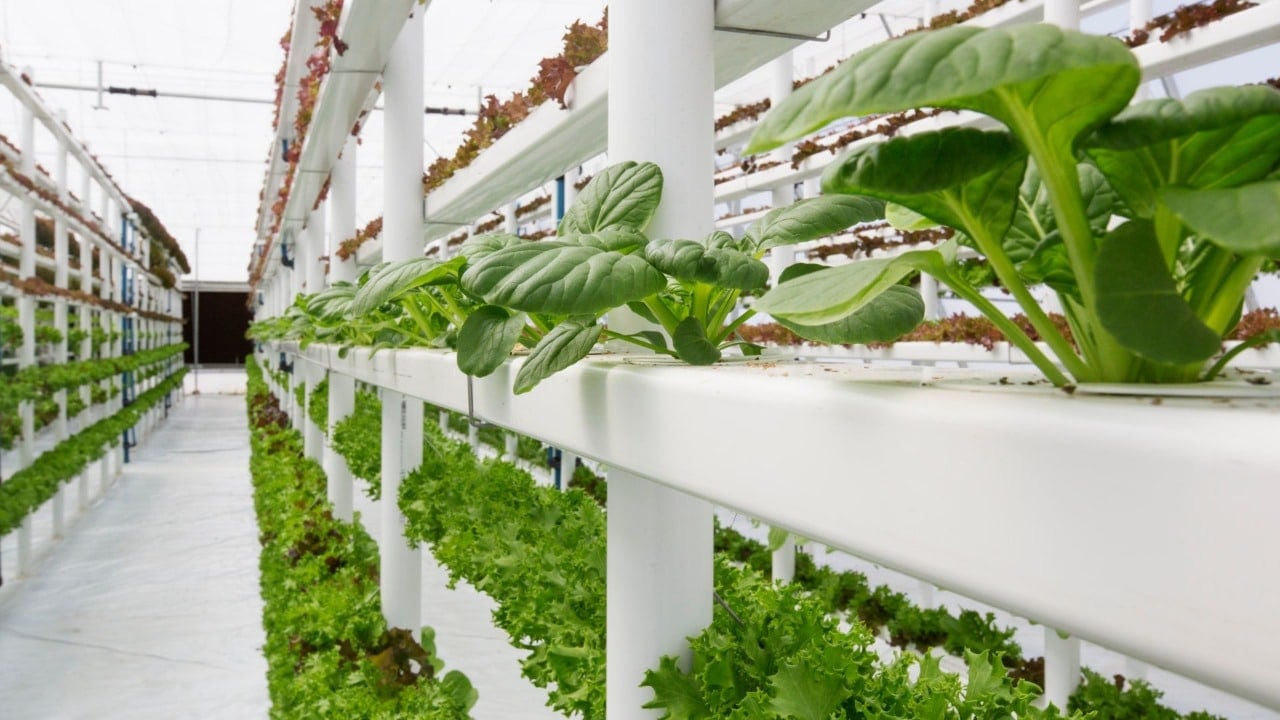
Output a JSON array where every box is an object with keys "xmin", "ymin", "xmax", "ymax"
[
  {"xmin": 1201, "ymin": 255, "xmax": 1265, "ymax": 334},
  {"xmin": 601, "ymin": 329, "xmax": 678, "ymax": 357},
  {"xmin": 964, "ymin": 215, "xmax": 1094, "ymax": 382},
  {"xmin": 641, "ymin": 295, "xmax": 681, "ymax": 336},
  {"xmin": 716, "ymin": 308, "xmax": 757, "ymax": 345},
  {"xmin": 1201, "ymin": 329, "xmax": 1280, "ymax": 381},
  {"xmin": 706, "ymin": 289, "xmax": 743, "ymax": 341},
  {"xmin": 940, "ymin": 270, "xmax": 1073, "ymax": 387}
]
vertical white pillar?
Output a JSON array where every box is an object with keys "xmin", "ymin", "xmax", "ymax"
[
  {"xmin": 607, "ymin": 1, "xmax": 714, "ymax": 715},
  {"xmin": 380, "ymin": 390, "xmax": 423, "ymax": 633},
  {"xmin": 329, "ymin": 135, "xmax": 359, "ymax": 285},
  {"xmin": 379, "ymin": 5, "xmax": 425, "ymax": 636},
  {"xmin": 325, "ymin": 371, "xmax": 356, "ymax": 521},
  {"xmin": 563, "ymin": 166, "xmax": 581, "ymax": 213},
  {"xmin": 921, "ymin": 273, "xmax": 941, "ymax": 321},
  {"xmin": 1130, "ymin": 0, "xmax": 1153, "ymax": 101},
  {"xmin": 504, "ymin": 431, "xmax": 518, "ymax": 459},
  {"xmin": 1044, "ymin": 629, "xmax": 1082, "ymax": 710},
  {"xmin": 503, "ymin": 202, "xmax": 518, "ymax": 235},
  {"xmin": 17, "ymin": 91, "xmax": 38, "ymax": 574},
  {"xmin": 1044, "ymin": 0, "xmax": 1080, "ymax": 29},
  {"xmin": 771, "ymin": 534, "xmax": 796, "ymax": 583},
  {"xmin": 561, "ymin": 451, "xmax": 579, "ymax": 489}
]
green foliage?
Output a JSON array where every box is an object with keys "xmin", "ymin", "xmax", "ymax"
[
  {"xmin": 331, "ymin": 391, "xmax": 383, "ymax": 498},
  {"xmin": 642, "ymin": 559, "xmax": 1068, "ymax": 719},
  {"xmin": 1068, "ymin": 669, "xmax": 1225, "ymax": 720},
  {"xmin": 398, "ymin": 424, "xmax": 607, "ymax": 718},
  {"xmin": 245, "ymin": 361, "xmax": 476, "ymax": 719},
  {"xmin": 749, "ymin": 24, "xmax": 1280, "ymax": 385},
  {"xmin": 308, "ymin": 377, "xmax": 329, "ymax": 434},
  {"xmin": 0, "ymin": 367, "xmax": 187, "ymax": 536}
]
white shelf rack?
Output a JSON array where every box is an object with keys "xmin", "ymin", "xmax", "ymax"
[{"xmin": 281, "ymin": 340, "xmax": 1280, "ymax": 710}]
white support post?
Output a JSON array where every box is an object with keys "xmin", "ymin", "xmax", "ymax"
[
  {"xmin": 467, "ymin": 422, "xmax": 478, "ymax": 448},
  {"xmin": 52, "ymin": 115, "xmax": 71, "ymax": 536},
  {"xmin": 329, "ymin": 135, "xmax": 359, "ymax": 285},
  {"xmin": 438, "ymin": 409, "xmax": 448, "ymax": 431},
  {"xmin": 78, "ymin": 468, "xmax": 90, "ymax": 512},
  {"xmin": 379, "ymin": 5, "xmax": 425, "ymax": 637},
  {"xmin": 503, "ymin": 202, "xmax": 518, "ymax": 235},
  {"xmin": 921, "ymin": 273, "xmax": 941, "ymax": 321},
  {"xmin": 561, "ymin": 450, "xmax": 579, "ymax": 489},
  {"xmin": 504, "ymin": 431, "xmax": 517, "ymax": 459},
  {"xmin": 1044, "ymin": 0, "xmax": 1080, "ymax": 29},
  {"xmin": 608, "ymin": 1, "xmax": 715, "ymax": 715},
  {"xmin": 1044, "ymin": 629, "xmax": 1082, "ymax": 710},
  {"xmin": 380, "ymin": 390, "xmax": 423, "ymax": 634},
  {"xmin": 1130, "ymin": 0, "xmax": 1153, "ymax": 100},
  {"xmin": 771, "ymin": 534, "xmax": 796, "ymax": 583},
  {"xmin": 325, "ymin": 371, "xmax": 356, "ymax": 521},
  {"xmin": 564, "ymin": 165, "xmax": 581, "ymax": 213},
  {"xmin": 16, "ymin": 91, "xmax": 37, "ymax": 572},
  {"xmin": 766, "ymin": 54, "xmax": 797, "ymax": 284}
]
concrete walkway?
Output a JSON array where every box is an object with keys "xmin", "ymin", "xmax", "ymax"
[{"xmin": 0, "ymin": 394, "xmax": 268, "ymax": 719}]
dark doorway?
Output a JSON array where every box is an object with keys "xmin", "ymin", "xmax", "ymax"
[{"xmin": 182, "ymin": 290, "xmax": 252, "ymax": 366}]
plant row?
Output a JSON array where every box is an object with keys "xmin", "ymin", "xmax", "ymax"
[
  {"xmin": 245, "ymin": 360, "xmax": 477, "ymax": 719},
  {"xmin": 0, "ymin": 366, "xmax": 187, "ymax": 536},
  {"xmin": 306, "ymin": 382, "xmax": 1231, "ymax": 719},
  {"xmin": 253, "ymin": 24, "xmax": 1280, "ymax": 392},
  {"xmin": 313, "ymin": 391, "xmax": 1037, "ymax": 716},
  {"xmin": 1, "ymin": 343, "xmax": 187, "ymax": 449}
]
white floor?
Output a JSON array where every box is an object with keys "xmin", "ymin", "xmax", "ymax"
[{"xmin": 0, "ymin": 394, "xmax": 269, "ymax": 720}]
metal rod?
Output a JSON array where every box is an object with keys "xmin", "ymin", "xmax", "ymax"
[
  {"xmin": 713, "ymin": 25, "xmax": 830, "ymax": 42},
  {"xmin": 36, "ymin": 80, "xmax": 273, "ymax": 106}
]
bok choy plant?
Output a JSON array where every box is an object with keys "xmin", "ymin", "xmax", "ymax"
[
  {"xmin": 746, "ymin": 23, "xmax": 1280, "ymax": 385},
  {"xmin": 458, "ymin": 161, "xmax": 923, "ymax": 392}
]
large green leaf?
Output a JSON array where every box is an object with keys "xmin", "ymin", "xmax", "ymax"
[
  {"xmin": 766, "ymin": 658, "xmax": 847, "ymax": 720},
  {"xmin": 559, "ymin": 162, "xmax": 663, "ymax": 235},
  {"xmin": 1094, "ymin": 220, "xmax": 1221, "ymax": 364},
  {"xmin": 672, "ymin": 316, "xmax": 721, "ymax": 365},
  {"xmin": 643, "ymin": 239, "xmax": 769, "ymax": 290},
  {"xmin": 456, "ymin": 305, "xmax": 527, "ymax": 377},
  {"xmin": 306, "ymin": 283, "xmax": 357, "ymax": 321},
  {"xmin": 822, "ymin": 128, "xmax": 1026, "ymax": 243},
  {"xmin": 351, "ymin": 256, "xmax": 463, "ymax": 316},
  {"xmin": 746, "ymin": 24, "xmax": 1138, "ymax": 155},
  {"xmin": 641, "ymin": 656, "xmax": 712, "ymax": 719},
  {"xmin": 460, "ymin": 229, "xmax": 667, "ymax": 315},
  {"xmin": 1008, "ymin": 163, "xmax": 1118, "ymax": 263},
  {"xmin": 774, "ymin": 285, "xmax": 924, "ymax": 344},
  {"xmin": 513, "ymin": 320, "xmax": 602, "ymax": 394},
  {"xmin": 459, "ymin": 233, "xmax": 524, "ymax": 263},
  {"xmin": 1087, "ymin": 86, "xmax": 1280, "ymax": 217},
  {"xmin": 756, "ymin": 241, "xmax": 957, "ymax": 326},
  {"xmin": 1161, "ymin": 183, "xmax": 1280, "ymax": 258},
  {"xmin": 743, "ymin": 195, "xmax": 885, "ymax": 251}
]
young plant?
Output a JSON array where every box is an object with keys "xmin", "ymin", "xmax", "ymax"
[
  {"xmin": 458, "ymin": 161, "xmax": 924, "ymax": 392},
  {"xmin": 747, "ymin": 24, "xmax": 1280, "ymax": 385}
]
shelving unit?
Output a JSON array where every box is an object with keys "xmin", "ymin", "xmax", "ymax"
[
  {"xmin": 246, "ymin": 0, "xmax": 1280, "ymax": 717},
  {"xmin": 0, "ymin": 56, "xmax": 187, "ymax": 585}
]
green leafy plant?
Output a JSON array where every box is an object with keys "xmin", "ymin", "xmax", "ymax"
[
  {"xmin": 642, "ymin": 558, "xmax": 1073, "ymax": 719},
  {"xmin": 747, "ymin": 24, "xmax": 1280, "ymax": 385},
  {"xmin": 0, "ymin": 368, "xmax": 187, "ymax": 536},
  {"xmin": 245, "ymin": 362, "xmax": 477, "ymax": 719},
  {"xmin": 458, "ymin": 161, "xmax": 922, "ymax": 392}
]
